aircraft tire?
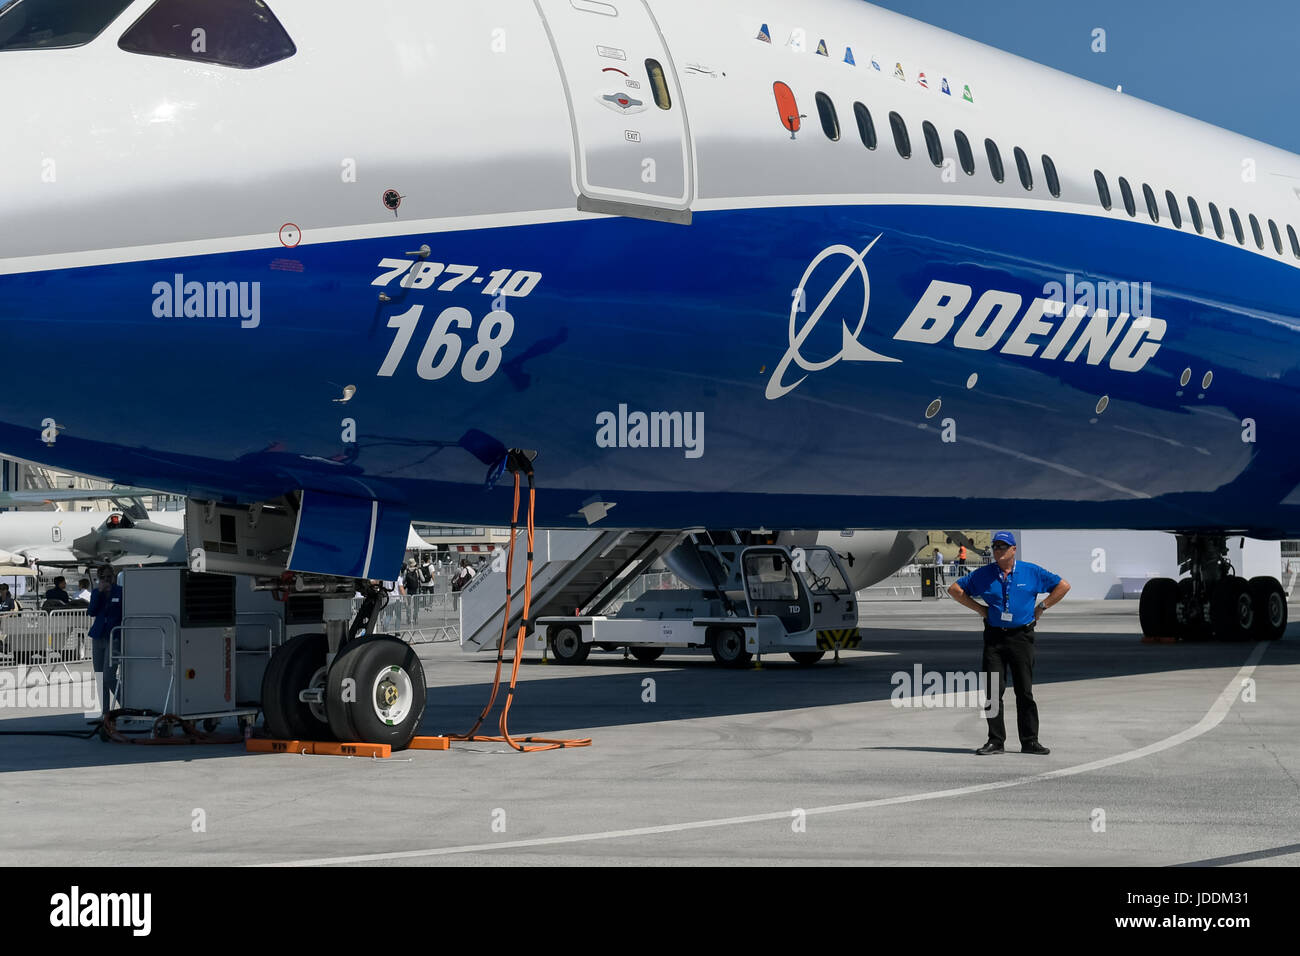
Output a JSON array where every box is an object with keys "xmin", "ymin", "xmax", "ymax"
[
  {"xmin": 1248, "ymin": 576, "xmax": 1287, "ymax": 640},
  {"xmin": 629, "ymin": 646, "xmax": 664, "ymax": 663},
  {"xmin": 789, "ymin": 651, "xmax": 826, "ymax": 665},
  {"xmin": 325, "ymin": 636, "xmax": 426, "ymax": 749},
  {"xmin": 261, "ymin": 633, "xmax": 334, "ymax": 742},
  {"xmin": 548, "ymin": 626, "xmax": 590, "ymax": 664},
  {"xmin": 710, "ymin": 628, "xmax": 752, "ymax": 667},
  {"xmin": 1138, "ymin": 578, "xmax": 1179, "ymax": 638},
  {"xmin": 1209, "ymin": 577, "xmax": 1255, "ymax": 642}
]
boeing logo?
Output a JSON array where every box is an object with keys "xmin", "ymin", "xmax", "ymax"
[
  {"xmin": 767, "ymin": 236, "xmax": 900, "ymax": 400},
  {"xmin": 766, "ymin": 237, "xmax": 1167, "ymax": 400}
]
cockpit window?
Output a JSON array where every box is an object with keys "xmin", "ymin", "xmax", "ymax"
[
  {"xmin": 119, "ymin": 0, "xmax": 295, "ymax": 70},
  {"xmin": 0, "ymin": 0, "xmax": 134, "ymax": 51}
]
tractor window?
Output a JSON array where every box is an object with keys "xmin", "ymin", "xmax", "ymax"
[
  {"xmin": 799, "ymin": 550, "xmax": 850, "ymax": 595},
  {"xmin": 744, "ymin": 553, "xmax": 799, "ymax": 602}
]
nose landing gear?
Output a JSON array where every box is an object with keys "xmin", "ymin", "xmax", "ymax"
[{"xmin": 260, "ymin": 581, "xmax": 427, "ymax": 750}]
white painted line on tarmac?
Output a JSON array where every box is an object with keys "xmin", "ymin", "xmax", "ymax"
[{"xmin": 264, "ymin": 642, "xmax": 1269, "ymax": 866}]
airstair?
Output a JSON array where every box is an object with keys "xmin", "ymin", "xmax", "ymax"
[{"xmin": 459, "ymin": 529, "xmax": 683, "ymax": 651}]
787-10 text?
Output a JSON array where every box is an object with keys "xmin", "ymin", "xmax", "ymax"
[{"xmin": 371, "ymin": 259, "xmax": 542, "ymax": 298}]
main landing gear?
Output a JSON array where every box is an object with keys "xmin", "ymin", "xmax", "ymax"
[
  {"xmin": 260, "ymin": 580, "xmax": 427, "ymax": 750},
  {"xmin": 1139, "ymin": 534, "xmax": 1286, "ymax": 641}
]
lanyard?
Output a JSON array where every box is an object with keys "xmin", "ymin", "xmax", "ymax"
[{"xmin": 998, "ymin": 566, "xmax": 1012, "ymax": 609}]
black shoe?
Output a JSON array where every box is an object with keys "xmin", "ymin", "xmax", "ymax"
[
  {"xmin": 975, "ymin": 741, "xmax": 1005, "ymax": 755},
  {"xmin": 1021, "ymin": 741, "xmax": 1051, "ymax": 755}
]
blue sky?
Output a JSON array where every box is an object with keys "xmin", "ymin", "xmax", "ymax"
[{"xmin": 865, "ymin": 0, "xmax": 1298, "ymax": 154}]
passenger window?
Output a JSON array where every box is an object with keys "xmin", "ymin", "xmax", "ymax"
[
  {"xmin": 1209, "ymin": 202, "xmax": 1225, "ymax": 239},
  {"xmin": 1094, "ymin": 170, "xmax": 1112, "ymax": 210},
  {"xmin": 1118, "ymin": 177, "xmax": 1136, "ymax": 217},
  {"xmin": 853, "ymin": 102, "xmax": 877, "ymax": 149},
  {"xmin": 889, "ymin": 112, "xmax": 911, "ymax": 158},
  {"xmin": 1229, "ymin": 208, "xmax": 1245, "ymax": 244},
  {"xmin": 1042, "ymin": 155, "xmax": 1060, "ymax": 198},
  {"xmin": 1165, "ymin": 191, "xmax": 1182, "ymax": 229},
  {"xmin": 984, "ymin": 139, "xmax": 1004, "ymax": 183},
  {"xmin": 646, "ymin": 59, "xmax": 672, "ymax": 110},
  {"xmin": 1142, "ymin": 183, "xmax": 1159, "ymax": 222},
  {"xmin": 1187, "ymin": 197, "xmax": 1204, "ymax": 234},
  {"xmin": 1269, "ymin": 219, "xmax": 1284, "ymax": 255},
  {"xmin": 0, "ymin": 0, "xmax": 134, "ymax": 49},
  {"xmin": 954, "ymin": 130, "xmax": 975, "ymax": 175},
  {"xmin": 815, "ymin": 92, "xmax": 840, "ymax": 141},
  {"xmin": 1249, "ymin": 214, "xmax": 1264, "ymax": 250},
  {"xmin": 922, "ymin": 121, "xmax": 943, "ymax": 167},
  {"xmin": 1013, "ymin": 147, "xmax": 1033, "ymax": 190},
  {"xmin": 118, "ymin": 0, "xmax": 296, "ymax": 69},
  {"xmin": 1289, "ymin": 224, "xmax": 1300, "ymax": 259}
]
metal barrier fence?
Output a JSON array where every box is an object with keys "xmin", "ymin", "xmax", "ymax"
[
  {"xmin": 859, "ymin": 559, "xmax": 993, "ymax": 601},
  {"xmin": 0, "ymin": 608, "xmax": 92, "ymax": 676},
  {"xmin": 358, "ymin": 590, "xmax": 461, "ymax": 645},
  {"xmin": 1283, "ymin": 559, "xmax": 1300, "ymax": 597}
]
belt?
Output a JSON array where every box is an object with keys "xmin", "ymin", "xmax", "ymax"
[{"xmin": 985, "ymin": 621, "xmax": 1034, "ymax": 632}]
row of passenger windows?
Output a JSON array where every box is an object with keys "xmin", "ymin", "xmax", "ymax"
[
  {"xmin": 1093, "ymin": 170, "xmax": 1300, "ymax": 259},
  {"xmin": 807, "ymin": 90, "xmax": 1062, "ymax": 198},
  {"xmin": 798, "ymin": 85, "xmax": 1300, "ymax": 265}
]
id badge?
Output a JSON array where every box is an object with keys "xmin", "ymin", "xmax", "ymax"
[{"xmin": 1001, "ymin": 611, "xmax": 1013, "ymax": 622}]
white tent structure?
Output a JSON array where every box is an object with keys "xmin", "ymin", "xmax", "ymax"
[{"xmin": 406, "ymin": 526, "xmax": 434, "ymax": 551}]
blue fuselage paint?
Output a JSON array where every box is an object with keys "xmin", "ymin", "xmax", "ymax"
[{"xmin": 4, "ymin": 202, "xmax": 1299, "ymax": 534}]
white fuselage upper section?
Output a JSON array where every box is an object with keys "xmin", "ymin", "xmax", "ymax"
[{"xmin": 2, "ymin": 0, "xmax": 1298, "ymax": 279}]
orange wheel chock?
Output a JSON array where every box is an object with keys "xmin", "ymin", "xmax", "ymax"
[{"xmin": 247, "ymin": 739, "xmax": 392, "ymax": 758}]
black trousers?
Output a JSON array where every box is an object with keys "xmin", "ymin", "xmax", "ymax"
[{"xmin": 981, "ymin": 623, "xmax": 1039, "ymax": 746}]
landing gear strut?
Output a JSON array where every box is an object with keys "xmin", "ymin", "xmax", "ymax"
[{"xmin": 1139, "ymin": 534, "xmax": 1286, "ymax": 641}]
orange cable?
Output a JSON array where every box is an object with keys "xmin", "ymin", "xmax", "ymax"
[{"xmin": 448, "ymin": 461, "xmax": 591, "ymax": 751}]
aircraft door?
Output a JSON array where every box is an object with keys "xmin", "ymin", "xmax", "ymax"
[
  {"xmin": 741, "ymin": 548, "xmax": 813, "ymax": 634},
  {"xmin": 534, "ymin": 0, "xmax": 695, "ymax": 223}
]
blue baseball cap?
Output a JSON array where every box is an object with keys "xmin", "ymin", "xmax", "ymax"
[{"xmin": 992, "ymin": 531, "xmax": 1017, "ymax": 548}]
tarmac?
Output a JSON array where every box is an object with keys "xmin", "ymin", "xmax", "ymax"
[{"xmin": 1, "ymin": 598, "xmax": 1297, "ymax": 866}]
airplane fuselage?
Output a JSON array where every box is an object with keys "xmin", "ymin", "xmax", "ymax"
[{"xmin": 2, "ymin": 0, "xmax": 1299, "ymax": 536}]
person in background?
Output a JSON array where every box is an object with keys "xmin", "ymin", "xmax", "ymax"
[
  {"xmin": 0, "ymin": 582, "xmax": 20, "ymax": 612},
  {"xmin": 76, "ymin": 578, "xmax": 93, "ymax": 602},
  {"xmin": 932, "ymin": 548, "xmax": 945, "ymax": 586},
  {"xmin": 88, "ymin": 565, "xmax": 123, "ymax": 714},
  {"xmin": 44, "ymin": 575, "xmax": 71, "ymax": 605},
  {"xmin": 957, "ymin": 544, "xmax": 968, "ymax": 575},
  {"xmin": 451, "ymin": 558, "xmax": 476, "ymax": 592},
  {"xmin": 403, "ymin": 559, "xmax": 423, "ymax": 625}
]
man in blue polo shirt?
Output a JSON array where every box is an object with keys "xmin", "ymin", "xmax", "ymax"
[{"xmin": 948, "ymin": 532, "xmax": 1070, "ymax": 755}]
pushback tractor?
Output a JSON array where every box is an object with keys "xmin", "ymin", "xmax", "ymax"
[{"xmin": 538, "ymin": 544, "xmax": 861, "ymax": 665}]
